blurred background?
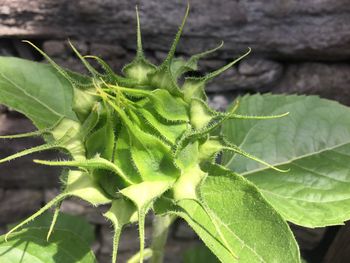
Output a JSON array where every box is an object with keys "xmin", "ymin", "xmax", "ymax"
[{"xmin": 0, "ymin": 0, "xmax": 350, "ymax": 262}]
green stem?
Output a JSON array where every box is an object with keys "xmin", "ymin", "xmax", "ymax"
[
  {"xmin": 127, "ymin": 248, "xmax": 153, "ymax": 263},
  {"xmin": 150, "ymin": 214, "xmax": 176, "ymax": 263}
]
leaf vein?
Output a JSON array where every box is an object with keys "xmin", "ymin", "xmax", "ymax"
[
  {"xmin": 0, "ymin": 71, "xmax": 64, "ymax": 118},
  {"xmin": 241, "ymin": 141, "xmax": 350, "ymax": 176}
]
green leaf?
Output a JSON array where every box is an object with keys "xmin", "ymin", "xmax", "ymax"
[
  {"xmin": 111, "ymin": 105, "xmax": 180, "ymax": 182},
  {"xmin": 158, "ymin": 164, "xmax": 300, "ymax": 263},
  {"xmin": 72, "ymin": 87, "xmax": 97, "ymax": 122},
  {"xmin": 175, "ymin": 141, "xmax": 200, "ymax": 171},
  {"xmin": 134, "ymin": 105, "xmax": 187, "ymax": 145},
  {"xmin": 123, "ymin": 58, "xmax": 156, "ymax": 84},
  {"xmin": 122, "ymin": 6, "xmax": 156, "ymax": 84},
  {"xmin": 182, "ymin": 48, "xmax": 251, "ymax": 103},
  {"xmin": 0, "ymin": 57, "xmax": 77, "ymax": 129},
  {"xmin": 146, "ymin": 4, "xmax": 190, "ymax": 96},
  {"xmin": 113, "ymin": 126, "xmax": 143, "ymax": 184},
  {"xmin": 130, "ymin": 128, "xmax": 179, "ymax": 181},
  {"xmin": 147, "ymin": 89, "xmax": 189, "ymax": 123},
  {"xmin": 183, "ymin": 244, "xmax": 220, "ymax": 263},
  {"xmin": 9, "ymin": 212, "xmax": 95, "ymax": 246},
  {"xmin": 0, "ymin": 227, "xmax": 96, "ymax": 263},
  {"xmin": 182, "ymin": 78, "xmax": 207, "ymax": 103},
  {"xmin": 65, "ymin": 170, "xmax": 111, "ymax": 206},
  {"xmin": 120, "ymin": 181, "xmax": 173, "ymax": 263},
  {"xmin": 170, "ymin": 41, "xmax": 223, "ymax": 80},
  {"xmin": 85, "ymin": 110, "xmax": 115, "ymax": 160},
  {"xmin": 104, "ymin": 198, "xmax": 137, "ymax": 263},
  {"xmin": 198, "ymin": 138, "xmax": 223, "ymax": 163},
  {"xmin": 198, "ymin": 164, "xmax": 300, "ymax": 262},
  {"xmin": 154, "ymin": 197, "xmax": 236, "ymax": 262},
  {"xmin": 106, "ymin": 85, "xmax": 189, "ymax": 123},
  {"xmin": 190, "ymin": 99, "xmax": 217, "ymax": 130},
  {"xmin": 121, "ymin": 181, "xmax": 173, "ymax": 211},
  {"xmin": 148, "ymin": 67, "xmax": 183, "ymax": 96},
  {"xmin": 222, "ymin": 94, "xmax": 350, "ymax": 227}
]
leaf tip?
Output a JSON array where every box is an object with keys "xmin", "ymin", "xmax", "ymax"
[{"xmin": 4, "ymin": 232, "xmax": 10, "ymax": 242}]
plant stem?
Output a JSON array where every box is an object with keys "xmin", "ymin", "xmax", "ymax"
[
  {"xmin": 150, "ymin": 214, "xmax": 176, "ymax": 263},
  {"xmin": 126, "ymin": 248, "xmax": 153, "ymax": 263}
]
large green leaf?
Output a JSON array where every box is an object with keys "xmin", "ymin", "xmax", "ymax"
[
  {"xmin": 157, "ymin": 164, "xmax": 300, "ymax": 263},
  {"xmin": 200, "ymin": 164, "xmax": 300, "ymax": 263},
  {"xmin": 222, "ymin": 94, "xmax": 350, "ymax": 227},
  {"xmin": 0, "ymin": 227, "xmax": 96, "ymax": 263},
  {"xmin": 0, "ymin": 57, "xmax": 77, "ymax": 129},
  {"xmin": 154, "ymin": 197, "xmax": 236, "ymax": 263}
]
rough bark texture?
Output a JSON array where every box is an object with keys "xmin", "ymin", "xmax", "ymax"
[
  {"xmin": 1, "ymin": 0, "xmax": 350, "ymax": 60},
  {"xmin": 0, "ymin": 0, "xmax": 349, "ymax": 262}
]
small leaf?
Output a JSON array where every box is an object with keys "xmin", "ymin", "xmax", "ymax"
[
  {"xmin": 50, "ymin": 118, "xmax": 86, "ymax": 160},
  {"xmin": 120, "ymin": 181, "xmax": 173, "ymax": 263},
  {"xmin": 0, "ymin": 228, "xmax": 96, "ymax": 263},
  {"xmin": 190, "ymin": 99, "xmax": 218, "ymax": 130},
  {"xmin": 123, "ymin": 59, "xmax": 156, "ymax": 85},
  {"xmin": 147, "ymin": 89, "xmax": 189, "ymax": 123},
  {"xmin": 104, "ymin": 198, "xmax": 137, "ymax": 263},
  {"xmin": 130, "ymin": 128, "xmax": 178, "ymax": 181},
  {"xmin": 5, "ymin": 194, "xmax": 68, "ymax": 241},
  {"xmin": 75, "ymin": 107, "xmax": 99, "ymax": 140},
  {"xmin": 73, "ymin": 87, "xmax": 98, "ymax": 122},
  {"xmin": 200, "ymin": 137, "xmax": 289, "ymax": 173},
  {"xmin": 162, "ymin": 3, "xmax": 190, "ymax": 67},
  {"xmin": 182, "ymin": 48, "xmax": 251, "ymax": 103},
  {"xmin": 113, "ymin": 126, "xmax": 143, "ymax": 184},
  {"xmin": 172, "ymin": 164, "xmax": 206, "ymax": 202},
  {"xmin": 145, "ymin": 3, "xmax": 190, "ymax": 95},
  {"xmin": 148, "ymin": 68, "xmax": 183, "ymax": 97},
  {"xmin": 23, "ymin": 41, "xmax": 92, "ymax": 89},
  {"xmin": 146, "ymin": 4, "xmax": 190, "ymax": 96},
  {"xmin": 109, "ymin": 103, "xmax": 180, "ymax": 182},
  {"xmin": 85, "ymin": 108, "xmax": 115, "ymax": 159},
  {"xmin": 171, "ymin": 41, "xmax": 224, "ymax": 79},
  {"xmin": 182, "ymin": 78, "xmax": 207, "ymax": 103},
  {"xmin": 122, "ymin": 7, "xmax": 156, "ymax": 84},
  {"xmin": 120, "ymin": 181, "xmax": 173, "ymax": 215},
  {"xmin": 133, "ymin": 105, "xmax": 187, "ymax": 145},
  {"xmin": 175, "ymin": 141, "xmax": 199, "ymax": 171},
  {"xmin": 106, "ymin": 85, "xmax": 189, "ymax": 122},
  {"xmin": 198, "ymin": 138, "xmax": 223, "ymax": 162},
  {"xmin": 65, "ymin": 170, "xmax": 111, "ymax": 206}
]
